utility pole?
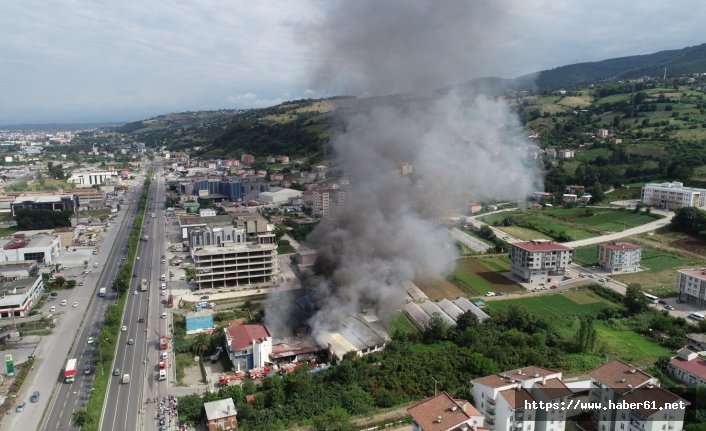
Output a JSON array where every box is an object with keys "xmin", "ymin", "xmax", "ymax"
[{"xmin": 432, "ymin": 378, "xmax": 439, "ymax": 396}]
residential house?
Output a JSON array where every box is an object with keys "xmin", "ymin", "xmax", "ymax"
[
  {"xmin": 641, "ymin": 181, "xmax": 706, "ymax": 209},
  {"xmin": 472, "ymin": 366, "xmax": 572, "ymax": 431},
  {"xmin": 468, "ymin": 202, "xmax": 482, "ymax": 215},
  {"xmin": 407, "ymin": 392, "xmax": 486, "ymax": 431},
  {"xmin": 562, "ymin": 194, "xmax": 578, "ymax": 203},
  {"xmin": 676, "ymin": 269, "xmax": 706, "ymax": 307},
  {"xmin": 597, "ymin": 129, "xmax": 609, "ymax": 138},
  {"xmin": 686, "ymin": 333, "xmax": 706, "ymax": 351},
  {"xmin": 587, "ymin": 359, "xmax": 688, "ymax": 431},
  {"xmin": 557, "ymin": 149, "xmax": 575, "ymax": 159},
  {"xmin": 509, "ymin": 241, "xmax": 573, "ymax": 283},
  {"xmin": 224, "ymin": 323, "xmax": 271, "ymax": 372},
  {"xmin": 598, "ymin": 242, "xmax": 641, "ymax": 273},
  {"xmin": 669, "ymin": 347, "xmax": 706, "ymax": 387},
  {"xmin": 204, "ymin": 398, "xmax": 238, "ymax": 431}
]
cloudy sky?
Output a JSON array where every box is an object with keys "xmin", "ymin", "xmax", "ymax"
[{"xmin": 1, "ymin": 0, "xmax": 705, "ymax": 125}]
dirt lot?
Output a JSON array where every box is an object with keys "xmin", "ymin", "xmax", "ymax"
[{"xmin": 414, "ymin": 278, "xmax": 464, "ymax": 301}]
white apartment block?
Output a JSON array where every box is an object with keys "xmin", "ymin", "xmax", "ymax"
[
  {"xmin": 598, "ymin": 242, "xmax": 641, "ymax": 273},
  {"xmin": 641, "ymin": 181, "xmax": 706, "ymax": 210},
  {"xmin": 510, "ymin": 241, "xmax": 573, "ymax": 283},
  {"xmin": 192, "ymin": 233, "xmax": 279, "ymax": 292},
  {"xmin": 472, "ymin": 366, "xmax": 571, "ymax": 431},
  {"xmin": 676, "ymin": 268, "xmax": 706, "ymax": 307},
  {"xmin": 587, "ymin": 360, "xmax": 688, "ymax": 431},
  {"xmin": 68, "ymin": 170, "xmax": 119, "ymax": 187},
  {"xmin": 312, "ymin": 188, "xmax": 346, "ymax": 217}
]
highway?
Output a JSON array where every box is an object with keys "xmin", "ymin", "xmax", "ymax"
[
  {"xmin": 2, "ymin": 177, "xmax": 144, "ymax": 431},
  {"xmin": 101, "ymin": 165, "xmax": 170, "ymax": 431}
]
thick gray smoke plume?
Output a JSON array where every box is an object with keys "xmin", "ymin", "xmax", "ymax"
[{"xmin": 266, "ymin": 0, "xmax": 540, "ymax": 340}]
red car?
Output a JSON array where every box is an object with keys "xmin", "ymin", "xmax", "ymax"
[
  {"xmin": 158, "ymin": 360, "xmax": 166, "ymax": 370},
  {"xmin": 550, "ymin": 285, "xmax": 558, "ymax": 289}
]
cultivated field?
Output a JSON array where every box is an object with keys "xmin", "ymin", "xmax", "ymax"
[
  {"xmin": 593, "ymin": 322, "xmax": 672, "ymax": 367},
  {"xmin": 388, "ymin": 313, "xmax": 418, "ymax": 336},
  {"xmin": 483, "ymin": 289, "xmax": 618, "ymax": 317},
  {"xmin": 448, "ymin": 257, "xmax": 523, "ymax": 295},
  {"xmin": 414, "ymin": 278, "xmax": 464, "ymax": 301}
]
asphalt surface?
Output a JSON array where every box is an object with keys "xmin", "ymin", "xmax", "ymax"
[
  {"xmin": 101, "ymin": 165, "xmax": 171, "ymax": 431},
  {"xmin": 2, "ymin": 180, "xmax": 143, "ymax": 431}
]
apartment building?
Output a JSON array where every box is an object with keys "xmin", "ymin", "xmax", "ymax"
[
  {"xmin": 192, "ymin": 233, "xmax": 279, "ymax": 291},
  {"xmin": 307, "ymin": 188, "xmax": 346, "ymax": 217},
  {"xmin": 472, "ymin": 366, "xmax": 572, "ymax": 431},
  {"xmin": 676, "ymin": 268, "xmax": 706, "ymax": 307},
  {"xmin": 641, "ymin": 181, "xmax": 706, "ymax": 209},
  {"xmin": 598, "ymin": 242, "xmax": 641, "ymax": 273},
  {"xmin": 510, "ymin": 241, "xmax": 573, "ymax": 283},
  {"xmin": 408, "ymin": 392, "xmax": 486, "ymax": 431},
  {"xmin": 587, "ymin": 360, "xmax": 688, "ymax": 431},
  {"xmin": 669, "ymin": 347, "xmax": 706, "ymax": 388}
]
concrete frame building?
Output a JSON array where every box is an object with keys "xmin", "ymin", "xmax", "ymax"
[
  {"xmin": 472, "ymin": 366, "xmax": 572, "ymax": 431},
  {"xmin": 0, "ymin": 235, "xmax": 61, "ymax": 264},
  {"xmin": 510, "ymin": 241, "xmax": 573, "ymax": 283},
  {"xmin": 10, "ymin": 194, "xmax": 77, "ymax": 218},
  {"xmin": 587, "ymin": 360, "xmax": 688, "ymax": 431},
  {"xmin": 192, "ymin": 233, "xmax": 279, "ymax": 291},
  {"xmin": 0, "ymin": 275, "xmax": 43, "ymax": 318},
  {"xmin": 641, "ymin": 181, "xmax": 706, "ymax": 209},
  {"xmin": 676, "ymin": 268, "xmax": 706, "ymax": 307},
  {"xmin": 598, "ymin": 242, "xmax": 642, "ymax": 273}
]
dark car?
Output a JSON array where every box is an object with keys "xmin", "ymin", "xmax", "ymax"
[
  {"xmin": 30, "ymin": 391, "xmax": 40, "ymax": 403},
  {"xmin": 200, "ymin": 295, "xmax": 209, "ymax": 300},
  {"xmin": 50, "ymin": 292, "xmax": 58, "ymax": 297}
]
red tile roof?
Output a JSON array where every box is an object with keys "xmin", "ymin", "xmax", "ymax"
[
  {"xmin": 621, "ymin": 387, "xmax": 688, "ymax": 417},
  {"xmin": 472, "ymin": 366, "xmax": 558, "ymax": 389},
  {"xmin": 407, "ymin": 392, "xmax": 481, "ymax": 431},
  {"xmin": 678, "ymin": 269, "xmax": 706, "ymax": 282},
  {"xmin": 499, "ymin": 388, "xmax": 535, "ymax": 409},
  {"xmin": 600, "ymin": 242, "xmax": 641, "ymax": 251},
  {"xmin": 225, "ymin": 324, "xmax": 270, "ymax": 351},
  {"xmin": 670, "ymin": 355, "xmax": 706, "ymax": 381},
  {"xmin": 587, "ymin": 360, "xmax": 655, "ymax": 395},
  {"xmin": 513, "ymin": 241, "xmax": 571, "ymax": 252},
  {"xmin": 532, "ymin": 377, "xmax": 573, "ymax": 399}
]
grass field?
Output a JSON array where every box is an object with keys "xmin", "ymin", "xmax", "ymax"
[
  {"xmin": 640, "ymin": 248, "xmax": 691, "ymax": 271},
  {"xmin": 572, "ymin": 245, "xmax": 599, "ymax": 266},
  {"xmin": 388, "ymin": 313, "xmax": 418, "ymax": 336},
  {"xmin": 593, "ymin": 321, "xmax": 672, "ymax": 367},
  {"xmin": 484, "ymin": 290, "xmax": 619, "ymax": 318},
  {"xmin": 448, "ymin": 257, "xmax": 522, "ymax": 295}
]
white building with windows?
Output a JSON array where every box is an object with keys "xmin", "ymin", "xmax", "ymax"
[
  {"xmin": 472, "ymin": 366, "xmax": 571, "ymax": 431},
  {"xmin": 0, "ymin": 275, "xmax": 43, "ymax": 318},
  {"xmin": 641, "ymin": 181, "xmax": 706, "ymax": 209},
  {"xmin": 67, "ymin": 170, "xmax": 119, "ymax": 187},
  {"xmin": 598, "ymin": 242, "xmax": 642, "ymax": 273},
  {"xmin": 676, "ymin": 268, "xmax": 706, "ymax": 307},
  {"xmin": 0, "ymin": 235, "xmax": 61, "ymax": 264},
  {"xmin": 510, "ymin": 240, "xmax": 573, "ymax": 283}
]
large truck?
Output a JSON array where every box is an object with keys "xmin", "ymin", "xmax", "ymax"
[
  {"xmin": 99, "ymin": 287, "xmax": 106, "ymax": 297},
  {"xmin": 160, "ymin": 336, "xmax": 169, "ymax": 350},
  {"xmin": 64, "ymin": 358, "xmax": 77, "ymax": 383},
  {"xmin": 141, "ymin": 278, "xmax": 148, "ymax": 292}
]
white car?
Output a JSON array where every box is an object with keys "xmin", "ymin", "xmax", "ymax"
[
  {"xmin": 121, "ymin": 325, "xmax": 127, "ymax": 332},
  {"xmin": 87, "ymin": 337, "xmax": 94, "ymax": 344},
  {"xmin": 134, "ymin": 290, "xmax": 138, "ymax": 295},
  {"xmin": 72, "ymin": 302, "xmax": 78, "ymax": 307},
  {"xmin": 93, "ymin": 262, "xmax": 98, "ymax": 268},
  {"xmin": 160, "ymin": 290, "xmax": 167, "ymax": 296}
]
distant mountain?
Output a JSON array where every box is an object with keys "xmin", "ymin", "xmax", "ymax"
[{"xmin": 519, "ymin": 43, "xmax": 706, "ymax": 90}]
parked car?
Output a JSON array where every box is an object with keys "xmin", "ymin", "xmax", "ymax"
[
  {"xmin": 78, "ymin": 281, "xmax": 83, "ymax": 286},
  {"xmin": 87, "ymin": 337, "xmax": 94, "ymax": 344},
  {"xmin": 30, "ymin": 391, "xmax": 40, "ymax": 403},
  {"xmin": 50, "ymin": 292, "xmax": 58, "ymax": 297},
  {"xmin": 138, "ymin": 317, "xmax": 145, "ymax": 323},
  {"xmin": 550, "ymin": 285, "xmax": 558, "ymax": 289},
  {"xmin": 73, "ymin": 302, "xmax": 78, "ymax": 307},
  {"xmin": 200, "ymin": 295, "xmax": 209, "ymax": 300},
  {"xmin": 664, "ymin": 305, "xmax": 675, "ymax": 310},
  {"xmin": 16, "ymin": 401, "xmax": 26, "ymax": 412}
]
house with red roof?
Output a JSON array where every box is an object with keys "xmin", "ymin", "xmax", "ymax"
[
  {"xmin": 670, "ymin": 347, "xmax": 706, "ymax": 387},
  {"xmin": 407, "ymin": 391, "xmax": 486, "ymax": 431},
  {"xmin": 509, "ymin": 240, "xmax": 573, "ymax": 283},
  {"xmin": 224, "ymin": 323, "xmax": 271, "ymax": 372}
]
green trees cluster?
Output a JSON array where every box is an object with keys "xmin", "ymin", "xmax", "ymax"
[
  {"xmin": 670, "ymin": 207, "xmax": 706, "ymax": 238},
  {"xmin": 467, "ymin": 224, "xmax": 508, "ymax": 252},
  {"xmin": 624, "ymin": 283, "xmax": 649, "ymax": 315},
  {"xmin": 47, "ymin": 162, "xmax": 65, "ymax": 180}
]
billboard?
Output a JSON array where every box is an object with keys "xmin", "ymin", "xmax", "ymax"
[{"xmin": 5, "ymin": 354, "xmax": 14, "ymax": 377}]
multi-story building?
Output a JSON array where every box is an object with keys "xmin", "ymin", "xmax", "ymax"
[
  {"xmin": 587, "ymin": 360, "xmax": 688, "ymax": 431},
  {"xmin": 192, "ymin": 233, "xmax": 279, "ymax": 291},
  {"xmin": 510, "ymin": 241, "xmax": 573, "ymax": 283},
  {"xmin": 310, "ymin": 188, "xmax": 346, "ymax": 217},
  {"xmin": 67, "ymin": 170, "xmax": 118, "ymax": 187},
  {"xmin": 598, "ymin": 242, "xmax": 642, "ymax": 273},
  {"xmin": 0, "ymin": 235, "xmax": 61, "ymax": 264},
  {"xmin": 204, "ymin": 398, "xmax": 238, "ymax": 431},
  {"xmin": 472, "ymin": 366, "xmax": 572, "ymax": 431},
  {"xmin": 0, "ymin": 274, "xmax": 43, "ymax": 318},
  {"xmin": 224, "ymin": 323, "xmax": 271, "ymax": 372},
  {"xmin": 408, "ymin": 392, "xmax": 486, "ymax": 431},
  {"xmin": 557, "ymin": 149, "xmax": 575, "ymax": 159},
  {"xmin": 10, "ymin": 194, "xmax": 77, "ymax": 218},
  {"xmin": 641, "ymin": 181, "xmax": 706, "ymax": 209},
  {"xmin": 676, "ymin": 268, "xmax": 706, "ymax": 306}
]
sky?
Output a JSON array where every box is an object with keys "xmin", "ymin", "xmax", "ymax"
[{"xmin": 1, "ymin": 0, "xmax": 705, "ymax": 125}]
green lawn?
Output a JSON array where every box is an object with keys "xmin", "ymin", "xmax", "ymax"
[
  {"xmin": 593, "ymin": 321, "xmax": 672, "ymax": 367},
  {"xmin": 494, "ymin": 225, "xmax": 553, "ymax": 241},
  {"xmin": 572, "ymin": 245, "xmax": 599, "ymax": 266},
  {"xmin": 484, "ymin": 290, "xmax": 619, "ymax": 318},
  {"xmin": 639, "ymin": 248, "xmax": 691, "ymax": 271},
  {"xmin": 476, "ymin": 256, "xmax": 511, "ymax": 272}
]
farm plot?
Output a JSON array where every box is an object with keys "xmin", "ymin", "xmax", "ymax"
[
  {"xmin": 484, "ymin": 290, "xmax": 619, "ymax": 318},
  {"xmin": 448, "ymin": 258, "xmax": 523, "ymax": 295},
  {"xmin": 593, "ymin": 322, "xmax": 672, "ymax": 367}
]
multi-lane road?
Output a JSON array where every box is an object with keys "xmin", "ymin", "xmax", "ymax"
[{"xmin": 101, "ymin": 165, "xmax": 171, "ymax": 431}]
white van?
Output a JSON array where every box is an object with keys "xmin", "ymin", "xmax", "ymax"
[
  {"xmin": 121, "ymin": 374, "xmax": 130, "ymax": 384},
  {"xmin": 688, "ymin": 312, "xmax": 705, "ymax": 321},
  {"xmin": 158, "ymin": 369, "xmax": 167, "ymax": 381}
]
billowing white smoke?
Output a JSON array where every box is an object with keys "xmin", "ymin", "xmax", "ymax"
[{"xmin": 265, "ymin": 0, "xmax": 541, "ymax": 340}]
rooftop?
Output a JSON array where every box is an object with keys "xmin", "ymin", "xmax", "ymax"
[
  {"xmin": 499, "ymin": 387, "xmax": 536, "ymax": 409},
  {"xmin": 621, "ymin": 386, "xmax": 688, "ymax": 417},
  {"xmin": 512, "ymin": 240, "xmax": 572, "ymax": 253},
  {"xmin": 407, "ymin": 392, "xmax": 481, "ymax": 431},
  {"xmin": 677, "ymin": 268, "xmax": 706, "ymax": 281},
  {"xmin": 670, "ymin": 355, "xmax": 706, "ymax": 381},
  {"xmin": 587, "ymin": 360, "xmax": 655, "ymax": 395},
  {"xmin": 225, "ymin": 324, "xmax": 270, "ymax": 352},
  {"xmin": 472, "ymin": 366, "xmax": 559, "ymax": 389},
  {"xmin": 600, "ymin": 242, "xmax": 641, "ymax": 251},
  {"xmin": 203, "ymin": 398, "xmax": 237, "ymax": 421},
  {"xmin": 532, "ymin": 377, "xmax": 573, "ymax": 400}
]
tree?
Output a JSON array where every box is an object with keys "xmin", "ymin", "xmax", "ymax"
[
  {"xmin": 192, "ymin": 333, "xmax": 210, "ymax": 357},
  {"xmin": 312, "ymin": 407, "xmax": 353, "ymax": 431},
  {"xmin": 177, "ymin": 394, "xmax": 205, "ymax": 426},
  {"xmin": 590, "ymin": 182, "xmax": 605, "ymax": 203},
  {"xmin": 72, "ymin": 409, "xmax": 91, "ymax": 427},
  {"xmin": 624, "ymin": 283, "xmax": 649, "ymax": 315}
]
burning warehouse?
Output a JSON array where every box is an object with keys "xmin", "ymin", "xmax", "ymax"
[{"xmin": 317, "ymin": 312, "xmax": 391, "ymax": 363}]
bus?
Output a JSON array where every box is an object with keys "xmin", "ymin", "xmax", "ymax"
[
  {"xmin": 643, "ymin": 293, "xmax": 659, "ymax": 304},
  {"xmin": 141, "ymin": 278, "xmax": 148, "ymax": 292}
]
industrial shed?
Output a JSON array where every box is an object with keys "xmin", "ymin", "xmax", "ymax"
[
  {"xmin": 453, "ymin": 296, "xmax": 490, "ymax": 322},
  {"xmin": 419, "ymin": 301, "xmax": 456, "ymax": 327}
]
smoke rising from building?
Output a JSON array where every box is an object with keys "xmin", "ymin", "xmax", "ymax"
[{"xmin": 265, "ymin": 0, "xmax": 540, "ymax": 341}]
